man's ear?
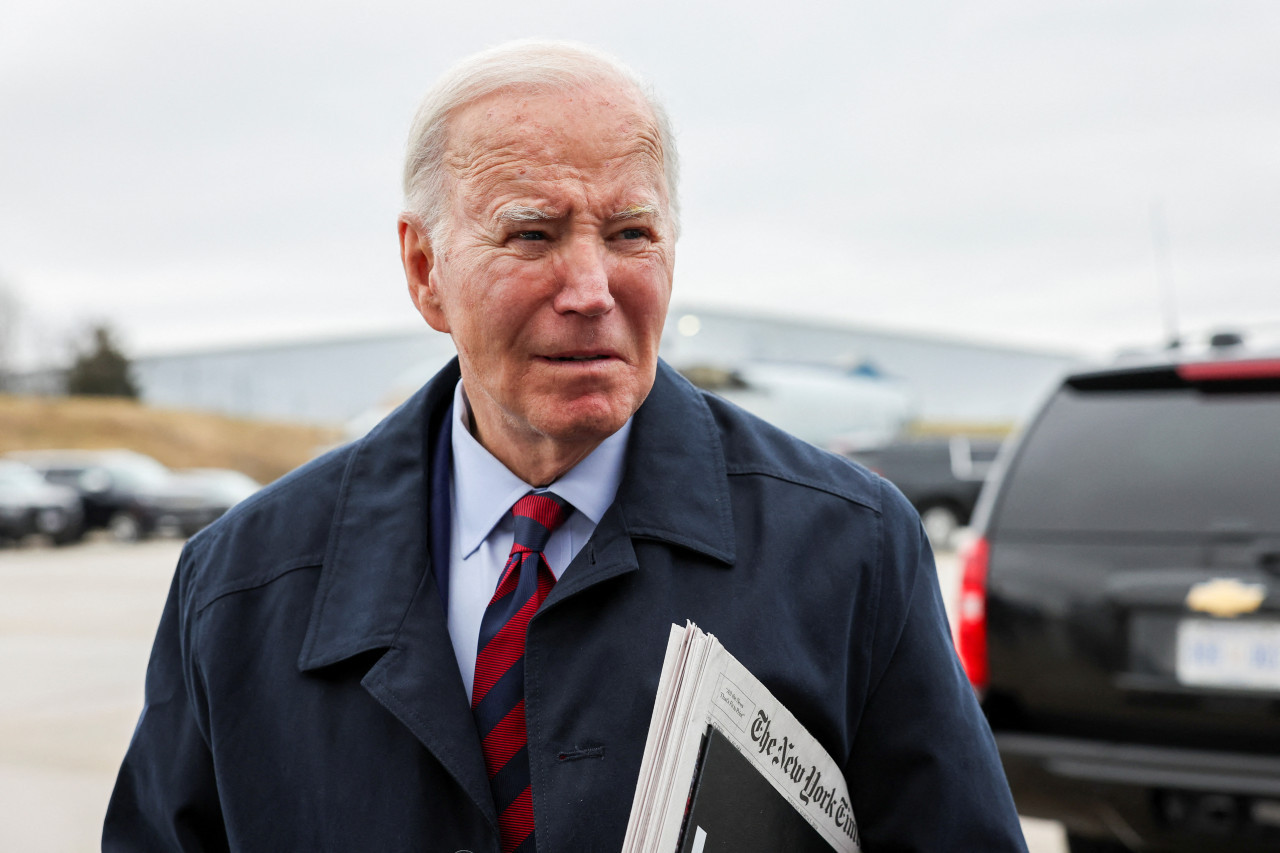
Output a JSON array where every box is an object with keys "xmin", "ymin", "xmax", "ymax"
[{"xmin": 399, "ymin": 215, "xmax": 450, "ymax": 333}]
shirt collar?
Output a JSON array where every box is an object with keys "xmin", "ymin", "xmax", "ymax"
[
  {"xmin": 299, "ymin": 357, "xmax": 738, "ymax": 675},
  {"xmin": 450, "ymin": 380, "xmax": 632, "ymax": 558}
]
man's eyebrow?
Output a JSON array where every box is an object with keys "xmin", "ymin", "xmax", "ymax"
[
  {"xmin": 495, "ymin": 203, "xmax": 659, "ymax": 224},
  {"xmin": 610, "ymin": 204, "xmax": 659, "ymax": 221},
  {"xmin": 496, "ymin": 205, "xmax": 558, "ymax": 223}
]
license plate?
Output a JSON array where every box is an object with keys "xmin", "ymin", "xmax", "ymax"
[{"xmin": 1176, "ymin": 618, "xmax": 1280, "ymax": 691}]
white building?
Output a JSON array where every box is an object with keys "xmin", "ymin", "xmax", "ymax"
[{"xmin": 131, "ymin": 308, "xmax": 1081, "ymax": 435}]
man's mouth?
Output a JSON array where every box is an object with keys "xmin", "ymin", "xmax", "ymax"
[{"xmin": 546, "ymin": 353, "xmax": 613, "ymax": 362}]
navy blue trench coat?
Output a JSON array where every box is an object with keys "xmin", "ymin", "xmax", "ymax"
[{"xmin": 104, "ymin": 359, "xmax": 1026, "ymax": 852}]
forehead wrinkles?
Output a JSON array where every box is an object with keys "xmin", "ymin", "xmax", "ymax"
[
  {"xmin": 442, "ymin": 89, "xmax": 668, "ymax": 212},
  {"xmin": 445, "ymin": 128, "xmax": 663, "ymax": 187}
]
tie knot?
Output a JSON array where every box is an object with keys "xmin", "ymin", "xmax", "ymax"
[{"xmin": 511, "ymin": 491, "xmax": 571, "ymax": 553}]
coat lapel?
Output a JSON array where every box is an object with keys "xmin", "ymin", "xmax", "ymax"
[
  {"xmin": 359, "ymin": 576, "xmax": 498, "ymax": 832},
  {"xmin": 292, "ymin": 358, "xmax": 736, "ymax": 834},
  {"xmin": 295, "ymin": 358, "xmax": 497, "ymax": 831}
]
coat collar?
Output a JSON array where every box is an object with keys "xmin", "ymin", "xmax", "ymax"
[
  {"xmin": 297, "ymin": 356, "xmax": 735, "ymax": 672},
  {"xmin": 294, "ymin": 356, "xmax": 735, "ymax": 831},
  {"xmin": 617, "ymin": 360, "xmax": 736, "ymax": 564},
  {"xmin": 297, "ymin": 357, "xmax": 457, "ymax": 671}
]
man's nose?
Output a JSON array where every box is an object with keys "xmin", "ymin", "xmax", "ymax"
[{"xmin": 552, "ymin": 237, "xmax": 614, "ymax": 316}]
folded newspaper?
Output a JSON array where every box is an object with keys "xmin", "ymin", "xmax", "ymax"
[{"xmin": 622, "ymin": 622, "xmax": 861, "ymax": 853}]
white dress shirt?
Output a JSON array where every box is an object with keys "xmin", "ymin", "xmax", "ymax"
[{"xmin": 446, "ymin": 380, "xmax": 631, "ymax": 701}]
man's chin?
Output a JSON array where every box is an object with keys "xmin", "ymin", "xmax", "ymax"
[{"xmin": 532, "ymin": 395, "xmax": 638, "ymax": 446}]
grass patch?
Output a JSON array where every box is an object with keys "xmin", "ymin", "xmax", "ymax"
[{"xmin": 0, "ymin": 395, "xmax": 341, "ymax": 484}]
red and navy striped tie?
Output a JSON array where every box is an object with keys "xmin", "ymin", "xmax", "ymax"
[{"xmin": 473, "ymin": 491, "xmax": 572, "ymax": 853}]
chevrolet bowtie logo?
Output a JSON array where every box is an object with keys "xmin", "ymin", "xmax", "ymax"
[{"xmin": 1185, "ymin": 578, "xmax": 1267, "ymax": 618}]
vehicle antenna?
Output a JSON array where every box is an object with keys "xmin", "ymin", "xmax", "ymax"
[{"xmin": 1149, "ymin": 199, "xmax": 1181, "ymax": 349}]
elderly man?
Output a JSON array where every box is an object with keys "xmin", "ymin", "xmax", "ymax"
[{"xmin": 105, "ymin": 41, "xmax": 1027, "ymax": 852}]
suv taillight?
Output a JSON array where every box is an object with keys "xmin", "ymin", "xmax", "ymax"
[
  {"xmin": 955, "ymin": 536, "xmax": 990, "ymax": 694},
  {"xmin": 1176, "ymin": 358, "xmax": 1280, "ymax": 382}
]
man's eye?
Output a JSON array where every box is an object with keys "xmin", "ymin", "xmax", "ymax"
[
  {"xmin": 514, "ymin": 230, "xmax": 547, "ymax": 241},
  {"xmin": 616, "ymin": 228, "xmax": 647, "ymax": 241}
]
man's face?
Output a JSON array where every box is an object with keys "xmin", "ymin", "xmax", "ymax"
[{"xmin": 403, "ymin": 82, "xmax": 675, "ymax": 475}]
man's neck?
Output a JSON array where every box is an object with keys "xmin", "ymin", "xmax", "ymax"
[
  {"xmin": 497, "ymin": 440, "xmax": 599, "ymax": 489},
  {"xmin": 459, "ymin": 387, "xmax": 605, "ymax": 487}
]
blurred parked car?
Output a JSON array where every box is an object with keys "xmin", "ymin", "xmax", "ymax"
[
  {"xmin": 678, "ymin": 361, "xmax": 915, "ymax": 449},
  {"xmin": 171, "ymin": 468, "xmax": 262, "ymax": 511},
  {"xmin": 955, "ymin": 344, "xmax": 1280, "ymax": 851},
  {"xmin": 10, "ymin": 450, "xmax": 231, "ymax": 541},
  {"xmin": 841, "ymin": 435, "xmax": 1002, "ymax": 548},
  {"xmin": 0, "ymin": 459, "xmax": 84, "ymax": 545}
]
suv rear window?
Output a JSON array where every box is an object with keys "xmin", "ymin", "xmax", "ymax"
[{"xmin": 994, "ymin": 385, "xmax": 1280, "ymax": 534}]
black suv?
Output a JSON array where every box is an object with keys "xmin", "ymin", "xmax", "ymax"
[{"xmin": 955, "ymin": 347, "xmax": 1280, "ymax": 851}]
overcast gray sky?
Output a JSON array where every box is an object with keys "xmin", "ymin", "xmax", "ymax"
[{"xmin": 3, "ymin": 0, "xmax": 1278, "ymax": 366}]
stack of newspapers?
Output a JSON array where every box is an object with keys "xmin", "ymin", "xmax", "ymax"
[{"xmin": 621, "ymin": 622, "xmax": 861, "ymax": 853}]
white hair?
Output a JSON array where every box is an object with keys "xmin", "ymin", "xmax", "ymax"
[{"xmin": 401, "ymin": 39, "xmax": 680, "ymax": 244}]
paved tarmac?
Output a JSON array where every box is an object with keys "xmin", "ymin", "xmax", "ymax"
[{"xmin": 0, "ymin": 536, "xmax": 1065, "ymax": 852}]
